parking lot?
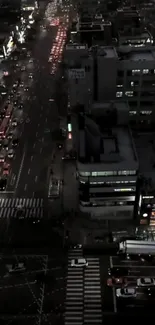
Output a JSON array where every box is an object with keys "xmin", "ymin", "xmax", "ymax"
[
  {"xmin": 0, "ymin": 253, "xmax": 66, "ymax": 324},
  {"xmin": 106, "ymin": 254, "xmax": 155, "ymax": 314},
  {"xmin": 64, "ymin": 246, "xmax": 155, "ymax": 324}
]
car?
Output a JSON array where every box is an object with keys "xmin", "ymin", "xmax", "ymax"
[
  {"xmin": 7, "ymin": 149, "xmax": 14, "ymax": 159},
  {"xmin": 7, "ymin": 131, "xmax": 14, "ymax": 139},
  {"xmin": 3, "ymin": 139, "xmax": 9, "ymax": 150},
  {"xmin": 2, "ymin": 163, "xmax": 10, "ymax": 176},
  {"xmin": 108, "ymin": 267, "xmax": 130, "ymax": 277},
  {"xmin": 48, "ymin": 179, "xmax": 60, "ymax": 198},
  {"xmin": 116, "ymin": 288, "xmax": 137, "ymax": 298},
  {"xmin": 71, "ymin": 258, "xmax": 88, "ymax": 267},
  {"xmin": 0, "ymin": 178, "xmax": 7, "ymax": 190},
  {"xmin": 107, "ymin": 277, "xmax": 128, "ymax": 287},
  {"xmin": 18, "ymin": 103, "xmax": 23, "ymax": 110},
  {"xmin": 12, "ymin": 138, "xmax": 19, "ymax": 147},
  {"xmin": 19, "ymin": 82, "xmax": 24, "ymax": 87},
  {"xmin": 16, "ymin": 204, "xmax": 24, "ymax": 210},
  {"xmin": 137, "ymin": 277, "xmax": 155, "ymax": 287},
  {"xmin": 0, "ymin": 111, "xmax": 5, "ymax": 119},
  {"xmin": 0, "ymin": 150, "xmax": 6, "ymax": 163},
  {"xmin": 12, "ymin": 119, "xmax": 18, "ymax": 127}
]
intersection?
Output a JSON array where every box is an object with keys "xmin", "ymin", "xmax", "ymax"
[{"xmin": 65, "ymin": 247, "xmax": 103, "ymax": 325}]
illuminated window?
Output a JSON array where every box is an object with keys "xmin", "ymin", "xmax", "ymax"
[
  {"xmin": 140, "ymin": 110, "xmax": 152, "ymax": 115},
  {"xmin": 114, "ymin": 188, "xmax": 134, "ymax": 192},
  {"xmin": 125, "ymin": 91, "xmax": 133, "ymax": 97},
  {"xmin": 129, "ymin": 110, "xmax": 137, "ymax": 115},
  {"xmin": 117, "ymin": 84, "xmax": 123, "ymax": 88},
  {"xmin": 79, "ymin": 172, "xmax": 90, "ymax": 176},
  {"xmin": 116, "ymin": 91, "xmax": 123, "ymax": 98},
  {"xmin": 132, "ymin": 69, "xmax": 140, "ymax": 75},
  {"xmin": 143, "ymin": 69, "xmax": 149, "ymax": 74}
]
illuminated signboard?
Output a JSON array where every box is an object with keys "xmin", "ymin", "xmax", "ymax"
[{"xmin": 66, "ymin": 44, "xmax": 87, "ymax": 50}]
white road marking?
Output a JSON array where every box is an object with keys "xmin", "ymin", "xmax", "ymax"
[
  {"xmin": 110, "ymin": 256, "xmax": 117, "ymax": 313},
  {"xmin": 10, "ymin": 174, "xmax": 16, "ymax": 186},
  {"xmin": 31, "ymin": 155, "xmax": 33, "ymax": 161},
  {"xmin": 28, "ymin": 168, "xmax": 31, "ymax": 175},
  {"xmin": 35, "ymin": 176, "xmax": 38, "ymax": 183},
  {"xmin": 24, "ymin": 184, "xmax": 27, "ymax": 191},
  {"xmin": 42, "ymin": 137, "xmax": 44, "ymax": 142},
  {"xmin": 37, "ymin": 256, "xmax": 48, "ymax": 325},
  {"xmin": 33, "ymin": 143, "xmax": 36, "ymax": 148},
  {"xmin": 36, "ymin": 131, "xmax": 38, "ymax": 137},
  {"xmin": 15, "ymin": 146, "xmax": 26, "ymax": 192}
]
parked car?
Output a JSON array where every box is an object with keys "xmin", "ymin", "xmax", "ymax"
[
  {"xmin": 71, "ymin": 258, "xmax": 88, "ymax": 267},
  {"xmin": 116, "ymin": 288, "xmax": 137, "ymax": 298}
]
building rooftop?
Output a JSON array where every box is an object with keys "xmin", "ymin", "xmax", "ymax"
[
  {"xmin": 118, "ymin": 30, "xmax": 151, "ymax": 39},
  {"xmin": 129, "ymin": 49, "xmax": 155, "ymax": 61},
  {"xmin": 134, "ymin": 134, "xmax": 155, "ymax": 191},
  {"xmin": 97, "ymin": 46, "xmax": 117, "ymax": 58},
  {"xmin": 78, "ymin": 114, "xmax": 138, "ymax": 172},
  {"xmin": 117, "ymin": 47, "xmax": 155, "ymax": 61}
]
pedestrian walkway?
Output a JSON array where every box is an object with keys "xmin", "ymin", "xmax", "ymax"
[
  {"xmin": 0, "ymin": 198, "xmax": 44, "ymax": 219},
  {"xmin": 84, "ymin": 257, "xmax": 102, "ymax": 324},
  {"xmin": 65, "ymin": 248, "xmax": 103, "ymax": 325},
  {"xmin": 65, "ymin": 247, "xmax": 84, "ymax": 325}
]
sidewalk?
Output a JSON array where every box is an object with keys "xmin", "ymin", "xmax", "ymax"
[{"xmin": 62, "ymin": 161, "xmax": 78, "ymax": 212}]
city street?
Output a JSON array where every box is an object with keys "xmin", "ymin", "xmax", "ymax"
[
  {"xmin": 0, "ymin": 254, "xmax": 66, "ymax": 324},
  {"xmin": 7, "ymin": 25, "xmax": 59, "ymax": 198}
]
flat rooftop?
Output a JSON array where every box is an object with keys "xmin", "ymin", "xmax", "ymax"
[
  {"xmin": 128, "ymin": 49, "xmax": 155, "ymax": 61},
  {"xmin": 78, "ymin": 115, "xmax": 138, "ymax": 171},
  {"xmin": 134, "ymin": 134, "xmax": 155, "ymax": 190},
  {"xmin": 98, "ymin": 46, "xmax": 118, "ymax": 58},
  {"xmin": 119, "ymin": 30, "xmax": 151, "ymax": 38}
]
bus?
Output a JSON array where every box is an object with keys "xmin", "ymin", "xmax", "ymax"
[
  {"xmin": 5, "ymin": 104, "xmax": 13, "ymax": 118},
  {"xmin": 0, "ymin": 117, "xmax": 10, "ymax": 138}
]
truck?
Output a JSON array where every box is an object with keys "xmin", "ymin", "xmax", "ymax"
[{"xmin": 118, "ymin": 240, "xmax": 155, "ymax": 256}]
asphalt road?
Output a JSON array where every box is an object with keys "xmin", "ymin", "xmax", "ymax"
[
  {"xmin": 0, "ymin": 253, "xmax": 66, "ymax": 324},
  {"xmin": 7, "ymin": 23, "xmax": 60, "ymax": 198}
]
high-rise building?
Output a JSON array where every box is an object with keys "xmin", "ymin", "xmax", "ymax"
[
  {"xmin": 65, "ymin": 44, "xmax": 155, "ymax": 129},
  {"xmin": 77, "ymin": 101, "xmax": 139, "ymax": 219}
]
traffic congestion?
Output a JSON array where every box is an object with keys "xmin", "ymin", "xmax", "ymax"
[
  {"xmin": 0, "ymin": 59, "xmax": 33, "ymax": 191},
  {"xmin": 0, "ymin": 4, "xmax": 69, "ymax": 195}
]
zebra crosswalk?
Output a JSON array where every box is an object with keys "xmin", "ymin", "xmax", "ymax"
[
  {"xmin": 65, "ymin": 247, "xmax": 103, "ymax": 325},
  {"xmin": 0, "ymin": 198, "xmax": 44, "ymax": 219}
]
